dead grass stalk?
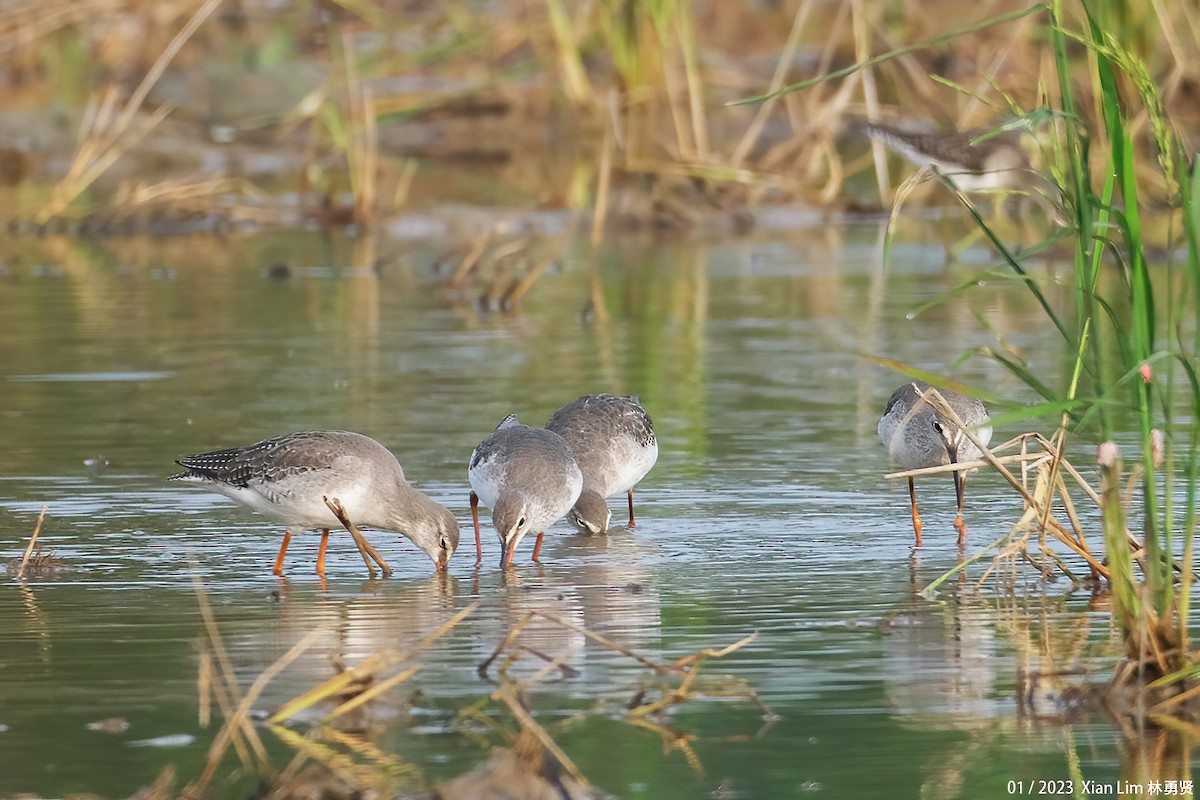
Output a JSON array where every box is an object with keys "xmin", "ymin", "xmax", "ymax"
[{"xmin": 15, "ymin": 504, "xmax": 47, "ymax": 580}]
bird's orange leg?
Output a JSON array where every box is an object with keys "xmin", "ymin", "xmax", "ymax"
[
  {"xmin": 908, "ymin": 478, "xmax": 923, "ymax": 547},
  {"xmin": 953, "ymin": 473, "xmax": 968, "ymax": 546},
  {"xmin": 626, "ymin": 489, "xmax": 636, "ymax": 527},
  {"xmin": 316, "ymin": 529, "xmax": 329, "ymax": 576},
  {"xmin": 470, "ymin": 491, "xmax": 483, "ymax": 565},
  {"xmin": 272, "ymin": 530, "xmax": 293, "ymax": 576},
  {"xmin": 530, "ymin": 531, "xmax": 545, "ymax": 562}
]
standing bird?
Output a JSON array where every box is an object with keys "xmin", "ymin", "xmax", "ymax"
[
  {"xmin": 468, "ymin": 415, "xmax": 583, "ymax": 567},
  {"xmin": 544, "ymin": 393, "xmax": 658, "ymax": 533},
  {"xmin": 171, "ymin": 430, "xmax": 459, "ymax": 575},
  {"xmin": 864, "ymin": 121, "xmax": 1030, "ymax": 192},
  {"xmin": 877, "ymin": 382, "xmax": 992, "ymax": 546}
]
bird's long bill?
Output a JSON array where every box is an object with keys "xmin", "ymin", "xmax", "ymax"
[
  {"xmin": 947, "ymin": 444, "xmax": 966, "ymax": 511},
  {"xmin": 436, "ymin": 550, "xmax": 449, "ymax": 572},
  {"xmin": 500, "ymin": 538, "xmax": 514, "ymax": 569}
]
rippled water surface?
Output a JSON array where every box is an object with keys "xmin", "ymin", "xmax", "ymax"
[{"xmin": 0, "ymin": 227, "xmax": 1149, "ymax": 798}]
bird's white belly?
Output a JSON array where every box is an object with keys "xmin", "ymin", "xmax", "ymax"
[
  {"xmin": 207, "ymin": 476, "xmax": 375, "ymax": 531},
  {"xmin": 468, "ymin": 456, "xmax": 504, "ymax": 510},
  {"xmin": 594, "ymin": 440, "xmax": 658, "ymax": 496}
]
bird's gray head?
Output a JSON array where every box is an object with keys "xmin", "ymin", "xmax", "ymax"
[
  {"xmin": 569, "ymin": 489, "xmax": 611, "ymax": 534},
  {"xmin": 930, "ymin": 415, "xmax": 963, "ymax": 464},
  {"xmin": 401, "ymin": 502, "xmax": 459, "ymax": 571},
  {"xmin": 493, "ymin": 492, "xmax": 533, "ymax": 568}
]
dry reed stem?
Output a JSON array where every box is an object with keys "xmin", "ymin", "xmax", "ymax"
[
  {"xmin": 323, "ymin": 496, "xmax": 391, "ymax": 577},
  {"xmin": 266, "ymin": 724, "xmax": 400, "ymax": 795},
  {"xmin": 444, "ymin": 232, "xmax": 491, "ymax": 289},
  {"xmin": 533, "ymin": 610, "xmax": 671, "ymax": 674},
  {"xmin": 503, "ymin": 231, "xmax": 574, "ymax": 308},
  {"xmin": 480, "ymin": 238, "xmax": 535, "ymax": 306},
  {"xmin": 676, "ymin": 6, "xmax": 709, "ymax": 160},
  {"xmin": 852, "ymin": 0, "xmax": 887, "ymax": 199},
  {"xmin": 672, "ymin": 632, "xmax": 757, "ymax": 668},
  {"xmin": 110, "ymin": 175, "xmax": 271, "ymax": 218},
  {"xmin": 341, "ymin": 30, "xmax": 379, "ymax": 227},
  {"xmin": 38, "ymin": 0, "xmax": 222, "ymax": 222},
  {"xmin": 15, "ymin": 504, "xmax": 47, "ymax": 580},
  {"xmin": 518, "ymin": 639, "xmax": 580, "ymax": 689},
  {"xmin": 482, "ymin": 612, "xmax": 757, "ymax": 721},
  {"xmin": 884, "ymin": 450, "xmax": 1051, "ymax": 480},
  {"xmin": 630, "ymin": 717, "xmax": 705, "ymax": 774},
  {"xmin": 188, "ymin": 569, "xmax": 267, "ymax": 777},
  {"xmin": 197, "ymin": 649, "xmax": 213, "ymax": 728},
  {"xmin": 391, "ymin": 158, "xmax": 418, "ymax": 210},
  {"xmin": 492, "ymin": 683, "xmax": 590, "ymax": 789},
  {"xmin": 661, "ymin": 30, "xmax": 694, "ymax": 159},
  {"xmin": 200, "ymin": 647, "xmax": 255, "ymax": 775},
  {"xmin": 544, "ymin": 0, "xmax": 594, "ymax": 107},
  {"xmin": 914, "ymin": 386, "xmax": 1109, "ymax": 578},
  {"xmin": 270, "ymin": 602, "xmax": 478, "ymax": 723},
  {"xmin": 328, "ymin": 665, "xmax": 421, "ymax": 720},
  {"xmin": 583, "ymin": 125, "xmax": 615, "ymax": 324},
  {"xmin": 466, "ymin": 615, "xmax": 761, "ymax": 793},
  {"xmin": 731, "ymin": 0, "xmax": 813, "ymax": 167},
  {"xmin": 186, "ymin": 570, "xmax": 321, "ymax": 797},
  {"xmin": 196, "ymin": 624, "xmax": 329, "ymax": 779},
  {"xmin": 478, "ymin": 612, "xmax": 537, "ymax": 679},
  {"xmin": 590, "ymin": 125, "xmax": 615, "ymax": 250},
  {"xmin": 322, "ymin": 726, "xmax": 424, "ymax": 779}
]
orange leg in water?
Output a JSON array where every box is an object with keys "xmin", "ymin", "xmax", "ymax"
[
  {"xmin": 469, "ymin": 491, "xmax": 483, "ymax": 565},
  {"xmin": 315, "ymin": 529, "xmax": 330, "ymax": 576},
  {"xmin": 953, "ymin": 473, "xmax": 968, "ymax": 546},
  {"xmin": 626, "ymin": 489, "xmax": 636, "ymax": 527},
  {"xmin": 530, "ymin": 531, "xmax": 545, "ymax": 562},
  {"xmin": 908, "ymin": 478, "xmax": 923, "ymax": 547},
  {"xmin": 272, "ymin": 530, "xmax": 293, "ymax": 576}
]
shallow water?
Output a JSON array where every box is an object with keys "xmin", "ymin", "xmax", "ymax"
[{"xmin": 0, "ymin": 225, "xmax": 1173, "ymax": 798}]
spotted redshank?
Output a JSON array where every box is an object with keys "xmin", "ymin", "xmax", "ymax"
[
  {"xmin": 864, "ymin": 121, "xmax": 1029, "ymax": 192},
  {"xmin": 468, "ymin": 415, "xmax": 583, "ymax": 567},
  {"xmin": 877, "ymin": 382, "xmax": 992, "ymax": 546},
  {"xmin": 171, "ymin": 430, "xmax": 459, "ymax": 575},
  {"xmin": 544, "ymin": 393, "xmax": 658, "ymax": 533}
]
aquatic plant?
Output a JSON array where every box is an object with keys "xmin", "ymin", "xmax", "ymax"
[
  {"xmin": 942, "ymin": 1, "xmax": 1200, "ymax": 692},
  {"xmin": 1038, "ymin": 0, "xmax": 1200, "ymax": 691},
  {"xmin": 748, "ymin": 0, "xmax": 1200, "ymax": 705}
]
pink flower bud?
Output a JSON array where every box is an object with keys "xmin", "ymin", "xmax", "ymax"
[
  {"xmin": 1097, "ymin": 440, "xmax": 1119, "ymax": 467},
  {"xmin": 1140, "ymin": 363, "xmax": 1153, "ymax": 383}
]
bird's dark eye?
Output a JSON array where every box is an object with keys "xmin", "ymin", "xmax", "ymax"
[
  {"xmin": 932, "ymin": 420, "xmax": 944, "ymax": 433},
  {"xmin": 440, "ymin": 537, "xmax": 449, "ymax": 550},
  {"xmin": 517, "ymin": 516, "xmax": 527, "ymax": 528}
]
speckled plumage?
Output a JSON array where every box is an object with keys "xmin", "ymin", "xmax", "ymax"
[
  {"xmin": 878, "ymin": 382, "xmax": 992, "ymax": 546},
  {"xmin": 172, "ymin": 430, "xmax": 459, "ymax": 574},
  {"xmin": 865, "ymin": 122, "xmax": 1028, "ymax": 192},
  {"xmin": 544, "ymin": 394, "xmax": 658, "ymax": 532},
  {"xmin": 468, "ymin": 415, "xmax": 583, "ymax": 567}
]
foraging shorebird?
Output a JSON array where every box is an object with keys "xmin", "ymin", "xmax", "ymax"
[
  {"xmin": 544, "ymin": 393, "xmax": 658, "ymax": 533},
  {"xmin": 468, "ymin": 415, "xmax": 583, "ymax": 567},
  {"xmin": 877, "ymin": 382, "xmax": 992, "ymax": 546},
  {"xmin": 171, "ymin": 430, "xmax": 459, "ymax": 575},
  {"xmin": 864, "ymin": 121, "xmax": 1030, "ymax": 193}
]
